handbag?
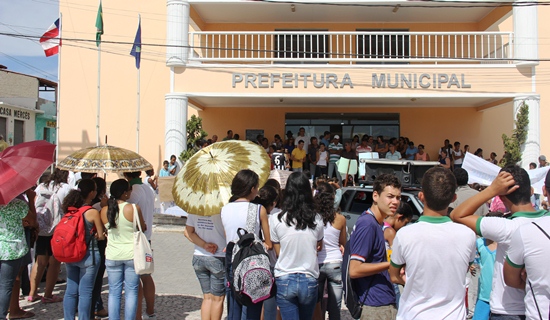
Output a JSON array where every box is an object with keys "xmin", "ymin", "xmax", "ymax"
[{"xmin": 133, "ymin": 204, "xmax": 154, "ymax": 275}]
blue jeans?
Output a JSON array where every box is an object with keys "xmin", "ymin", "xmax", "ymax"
[
  {"xmin": 489, "ymin": 313, "xmax": 526, "ymax": 320},
  {"xmin": 225, "ymin": 260, "xmax": 263, "ymax": 320},
  {"xmin": 276, "ymin": 273, "xmax": 318, "ymax": 320},
  {"xmin": 106, "ymin": 259, "xmax": 140, "ymax": 320},
  {"xmin": 64, "ymin": 250, "xmax": 100, "ymax": 320},
  {"xmin": 328, "ymin": 163, "xmax": 342, "ymax": 183},
  {"xmin": 318, "ymin": 262, "xmax": 343, "ymax": 320},
  {"xmin": 0, "ymin": 258, "xmax": 22, "ymax": 318},
  {"xmin": 262, "ymin": 295, "xmax": 277, "ymax": 320}
]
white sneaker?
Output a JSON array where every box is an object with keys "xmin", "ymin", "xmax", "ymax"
[{"xmin": 143, "ymin": 313, "xmax": 157, "ymax": 319}]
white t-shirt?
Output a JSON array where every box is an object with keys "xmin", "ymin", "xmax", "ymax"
[
  {"xmin": 478, "ymin": 210, "xmax": 548, "ymax": 315},
  {"xmin": 452, "ymin": 149, "xmax": 464, "ymax": 165},
  {"xmin": 391, "ymin": 216, "xmax": 476, "ymax": 320},
  {"xmin": 127, "ymin": 182, "xmax": 155, "ymax": 240},
  {"xmin": 221, "ymin": 201, "xmax": 261, "ymax": 245},
  {"xmin": 506, "ymin": 216, "xmax": 550, "ymax": 320},
  {"xmin": 267, "ymin": 208, "xmax": 282, "ymax": 268},
  {"xmin": 186, "ymin": 214, "xmax": 226, "ymax": 258},
  {"xmin": 270, "ymin": 212, "xmax": 324, "ymax": 278}
]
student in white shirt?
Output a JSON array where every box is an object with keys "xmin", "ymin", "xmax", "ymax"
[
  {"xmin": 504, "ymin": 171, "xmax": 550, "ymax": 320},
  {"xmin": 270, "ymin": 172, "xmax": 324, "ymax": 320},
  {"xmin": 504, "ymin": 215, "xmax": 550, "ymax": 320},
  {"xmin": 220, "ymin": 169, "xmax": 272, "ymax": 320},
  {"xmin": 186, "ymin": 213, "xmax": 227, "ymax": 320},
  {"xmin": 451, "ymin": 166, "xmax": 548, "ymax": 320},
  {"xmin": 389, "ymin": 167, "xmax": 476, "ymax": 320}
]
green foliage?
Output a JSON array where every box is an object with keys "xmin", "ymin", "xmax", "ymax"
[
  {"xmin": 501, "ymin": 101, "xmax": 529, "ymax": 167},
  {"xmin": 179, "ymin": 115, "xmax": 208, "ymax": 162}
]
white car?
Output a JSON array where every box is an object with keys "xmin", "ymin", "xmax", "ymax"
[{"xmin": 338, "ymin": 186, "xmax": 424, "ymax": 236}]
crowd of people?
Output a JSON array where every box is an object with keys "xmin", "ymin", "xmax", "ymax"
[
  {"xmin": 198, "ymin": 129, "xmax": 537, "ymax": 185},
  {"xmin": 183, "ymin": 163, "xmax": 550, "ymax": 320},
  {"xmin": 2, "ymin": 130, "xmax": 550, "ymax": 320},
  {"xmin": 0, "ymin": 168, "xmax": 158, "ymax": 320}
]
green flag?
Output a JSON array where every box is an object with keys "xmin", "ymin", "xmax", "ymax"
[{"xmin": 95, "ymin": 1, "xmax": 103, "ymax": 46}]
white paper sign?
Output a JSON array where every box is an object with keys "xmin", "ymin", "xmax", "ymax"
[{"xmin": 462, "ymin": 152, "xmax": 550, "ymax": 194}]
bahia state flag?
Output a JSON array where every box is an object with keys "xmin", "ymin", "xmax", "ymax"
[{"xmin": 40, "ymin": 19, "xmax": 61, "ymax": 57}]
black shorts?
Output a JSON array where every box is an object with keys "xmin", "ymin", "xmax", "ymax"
[{"xmin": 35, "ymin": 236, "xmax": 53, "ymax": 256}]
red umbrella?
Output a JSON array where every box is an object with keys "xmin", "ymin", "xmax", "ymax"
[{"xmin": 0, "ymin": 140, "xmax": 56, "ymax": 205}]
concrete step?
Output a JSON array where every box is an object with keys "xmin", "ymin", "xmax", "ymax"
[{"xmin": 153, "ymin": 213, "xmax": 187, "ymax": 226}]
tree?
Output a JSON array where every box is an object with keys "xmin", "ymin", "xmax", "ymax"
[
  {"xmin": 179, "ymin": 115, "xmax": 208, "ymax": 162},
  {"xmin": 500, "ymin": 101, "xmax": 529, "ymax": 167}
]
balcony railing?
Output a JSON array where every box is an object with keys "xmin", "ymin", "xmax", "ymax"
[{"xmin": 188, "ymin": 31, "xmax": 513, "ymax": 64}]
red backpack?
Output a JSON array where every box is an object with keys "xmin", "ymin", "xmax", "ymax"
[{"xmin": 51, "ymin": 206, "xmax": 95, "ymax": 263}]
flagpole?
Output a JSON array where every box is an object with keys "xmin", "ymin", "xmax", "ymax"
[
  {"xmin": 95, "ymin": 0, "xmax": 102, "ymax": 147},
  {"xmin": 96, "ymin": 43, "xmax": 101, "ymax": 146},
  {"xmin": 136, "ymin": 64, "xmax": 140, "ymax": 153},
  {"xmin": 136, "ymin": 14, "xmax": 141, "ymax": 153},
  {"xmin": 55, "ymin": 13, "xmax": 62, "ymax": 164}
]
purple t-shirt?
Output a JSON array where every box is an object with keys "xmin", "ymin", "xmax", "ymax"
[{"xmin": 349, "ymin": 210, "xmax": 395, "ymax": 306}]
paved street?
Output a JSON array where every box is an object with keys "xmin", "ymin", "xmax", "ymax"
[{"xmin": 17, "ymin": 225, "xmax": 354, "ymax": 320}]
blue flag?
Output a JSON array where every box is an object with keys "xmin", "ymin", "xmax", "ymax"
[{"xmin": 130, "ymin": 16, "xmax": 141, "ymax": 69}]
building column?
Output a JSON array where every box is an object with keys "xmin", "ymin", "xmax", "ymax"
[
  {"xmin": 166, "ymin": 0, "xmax": 189, "ymax": 67},
  {"xmin": 165, "ymin": 94, "xmax": 188, "ymax": 161},
  {"xmin": 514, "ymin": 96, "xmax": 540, "ymax": 168},
  {"xmin": 513, "ymin": 0, "xmax": 538, "ymax": 66}
]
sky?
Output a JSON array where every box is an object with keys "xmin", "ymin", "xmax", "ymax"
[{"xmin": 0, "ymin": 0, "xmax": 60, "ymax": 82}]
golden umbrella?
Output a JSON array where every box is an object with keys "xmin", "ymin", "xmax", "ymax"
[
  {"xmin": 57, "ymin": 144, "xmax": 153, "ymax": 173},
  {"xmin": 173, "ymin": 140, "xmax": 271, "ymax": 216}
]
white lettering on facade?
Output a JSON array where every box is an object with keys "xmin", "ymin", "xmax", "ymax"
[{"xmin": 231, "ymin": 73, "xmax": 469, "ymax": 89}]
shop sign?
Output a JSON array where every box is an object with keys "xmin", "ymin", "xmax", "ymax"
[
  {"xmin": 232, "ymin": 72, "xmax": 471, "ymax": 89},
  {"xmin": 46, "ymin": 121, "xmax": 57, "ymax": 128},
  {"xmin": 0, "ymin": 106, "xmax": 31, "ymax": 120}
]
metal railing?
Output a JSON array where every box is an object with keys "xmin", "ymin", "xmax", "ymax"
[{"xmin": 188, "ymin": 31, "xmax": 513, "ymax": 64}]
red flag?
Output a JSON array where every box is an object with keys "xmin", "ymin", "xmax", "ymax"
[{"xmin": 40, "ymin": 19, "xmax": 61, "ymax": 57}]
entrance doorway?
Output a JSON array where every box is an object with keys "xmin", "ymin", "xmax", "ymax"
[{"xmin": 285, "ymin": 113, "xmax": 400, "ymax": 142}]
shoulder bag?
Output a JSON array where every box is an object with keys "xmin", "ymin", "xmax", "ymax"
[{"xmin": 133, "ymin": 204, "xmax": 154, "ymax": 275}]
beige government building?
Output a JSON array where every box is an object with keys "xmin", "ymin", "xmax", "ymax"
[{"xmin": 58, "ymin": 0, "xmax": 546, "ymax": 171}]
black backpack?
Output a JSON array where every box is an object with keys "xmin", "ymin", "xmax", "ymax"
[
  {"xmin": 228, "ymin": 203, "xmax": 275, "ymax": 306},
  {"xmin": 342, "ymin": 241, "xmax": 370, "ymax": 319}
]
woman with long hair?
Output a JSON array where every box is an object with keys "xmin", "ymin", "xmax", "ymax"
[
  {"xmin": 28, "ymin": 168, "xmax": 71, "ymax": 303},
  {"xmin": 313, "ymin": 182, "xmax": 347, "ymax": 320},
  {"xmin": 100, "ymin": 179, "xmax": 146, "ymax": 320},
  {"xmin": 63, "ymin": 179, "xmax": 105, "ymax": 320},
  {"xmin": 270, "ymin": 172, "xmax": 324, "ymax": 320},
  {"xmin": 221, "ymin": 169, "xmax": 272, "ymax": 320}
]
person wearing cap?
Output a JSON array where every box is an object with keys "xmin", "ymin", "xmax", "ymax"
[
  {"xmin": 328, "ymin": 135, "xmax": 343, "ymax": 183},
  {"xmin": 286, "ymin": 130, "xmax": 294, "ymax": 141},
  {"xmin": 538, "ymin": 155, "xmax": 548, "ymax": 167}
]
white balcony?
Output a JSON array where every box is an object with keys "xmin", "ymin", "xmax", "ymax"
[{"xmin": 188, "ymin": 31, "xmax": 513, "ymax": 64}]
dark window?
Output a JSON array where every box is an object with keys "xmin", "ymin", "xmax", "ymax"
[
  {"xmin": 356, "ymin": 29, "xmax": 409, "ymax": 63},
  {"xmin": 0, "ymin": 117, "xmax": 6, "ymax": 138},
  {"xmin": 14, "ymin": 120, "xmax": 24, "ymax": 145},
  {"xmin": 274, "ymin": 30, "xmax": 329, "ymax": 60}
]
